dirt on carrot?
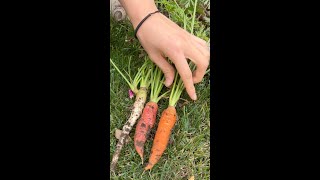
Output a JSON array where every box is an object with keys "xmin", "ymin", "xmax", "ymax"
[{"xmin": 134, "ymin": 101, "xmax": 158, "ymax": 163}]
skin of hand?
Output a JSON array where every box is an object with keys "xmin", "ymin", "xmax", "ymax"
[{"xmin": 119, "ymin": 0, "xmax": 210, "ymax": 100}]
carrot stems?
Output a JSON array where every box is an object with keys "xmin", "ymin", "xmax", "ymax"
[
  {"xmin": 168, "ymin": 62, "xmax": 188, "ymax": 107},
  {"xmin": 139, "ymin": 57, "xmax": 152, "ymax": 89},
  {"xmin": 110, "ymin": 57, "xmax": 147, "ymax": 94},
  {"xmin": 150, "ymin": 64, "xmax": 169, "ymax": 103}
]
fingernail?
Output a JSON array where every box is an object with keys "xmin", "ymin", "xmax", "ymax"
[
  {"xmin": 165, "ymin": 79, "xmax": 171, "ymax": 87},
  {"xmin": 192, "ymin": 93, "xmax": 197, "ymax": 101}
]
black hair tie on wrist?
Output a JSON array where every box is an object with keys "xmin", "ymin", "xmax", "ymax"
[{"xmin": 134, "ymin": 10, "xmax": 160, "ymax": 39}]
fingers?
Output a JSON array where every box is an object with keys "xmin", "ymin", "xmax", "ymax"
[
  {"xmin": 169, "ymin": 53, "xmax": 197, "ymax": 100},
  {"xmin": 184, "ymin": 41, "xmax": 210, "ymax": 84},
  {"xmin": 192, "ymin": 61, "xmax": 209, "ymax": 83},
  {"xmin": 148, "ymin": 53, "xmax": 175, "ymax": 87}
]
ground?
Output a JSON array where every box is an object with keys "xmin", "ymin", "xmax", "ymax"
[{"xmin": 110, "ymin": 0, "xmax": 210, "ymax": 179}]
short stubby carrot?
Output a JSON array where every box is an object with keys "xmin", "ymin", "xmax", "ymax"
[
  {"xmin": 134, "ymin": 101, "xmax": 158, "ymax": 162},
  {"xmin": 145, "ymin": 106, "xmax": 177, "ymax": 170}
]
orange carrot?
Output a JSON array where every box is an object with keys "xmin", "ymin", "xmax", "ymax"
[
  {"xmin": 134, "ymin": 102, "xmax": 158, "ymax": 162},
  {"xmin": 145, "ymin": 106, "xmax": 177, "ymax": 170}
]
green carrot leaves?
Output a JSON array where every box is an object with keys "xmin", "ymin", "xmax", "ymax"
[{"xmin": 110, "ymin": 58, "xmax": 152, "ymax": 94}]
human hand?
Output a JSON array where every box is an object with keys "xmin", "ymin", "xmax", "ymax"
[{"xmin": 135, "ymin": 13, "xmax": 210, "ymax": 101}]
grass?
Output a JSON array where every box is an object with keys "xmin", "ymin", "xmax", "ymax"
[{"xmin": 110, "ymin": 0, "xmax": 210, "ymax": 179}]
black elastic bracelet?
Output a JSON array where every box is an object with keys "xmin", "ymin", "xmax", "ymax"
[{"xmin": 134, "ymin": 10, "xmax": 160, "ymax": 39}]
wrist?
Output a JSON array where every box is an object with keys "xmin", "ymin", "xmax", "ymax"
[
  {"xmin": 131, "ymin": 7, "xmax": 159, "ymax": 29},
  {"xmin": 119, "ymin": 0, "xmax": 158, "ymax": 29},
  {"xmin": 134, "ymin": 10, "xmax": 161, "ymax": 39}
]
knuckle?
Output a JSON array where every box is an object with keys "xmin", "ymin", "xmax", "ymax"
[
  {"xmin": 163, "ymin": 67, "xmax": 174, "ymax": 76},
  {"xmin": 168, "ymin": 66, "xmax": 176, "ymax": 75},
  {"xmin": 172, "ymin": 43, "xmax": 181, "ymax": 52},
  {"xmin": 168, "ymin": 46, "xmax": 180, "ymax": 56},
  {"xmin": 172, "ymin": 38, "xmax": 184, "ymax": 49}
]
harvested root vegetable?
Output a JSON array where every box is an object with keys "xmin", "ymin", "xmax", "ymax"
[
  {"xmin": 115, "ymin": 129, "xmax": 130, "ymax": 143},
  {"xmin": 144, "ymin": 67, "xmax": 184, "ymax": 170},
  {"xmin": 144, "ymin": 105, "xmax": 177, "ymax": 170},
  {"xmin": 134, "ymin": 65, "xmax": 168, "ymax": 164},
  {"xmin": 110, "ymin": 58, "xmax": 152, "ymax": 172},
  {"xmin": 134, "ymin": 102, "xmax": 158, "ymax": 163}
]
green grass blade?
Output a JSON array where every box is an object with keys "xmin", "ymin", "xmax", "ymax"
[{"xmin": 110, "ymin": 58, "xmax": 133, "ymax": 90}]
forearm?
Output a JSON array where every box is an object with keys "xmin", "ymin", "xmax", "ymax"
[{"xmin": 119, "ymin": 0, "xmax": 158, "ymax": 29}]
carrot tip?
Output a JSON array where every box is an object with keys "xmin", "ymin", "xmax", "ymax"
[
  {"xmin": 136, "ymin": 152, "xmax": 144, "ymax": 163},
  {"xmin": 144, "ymin": 164, "xmax": 153, "ymax": 170}
]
